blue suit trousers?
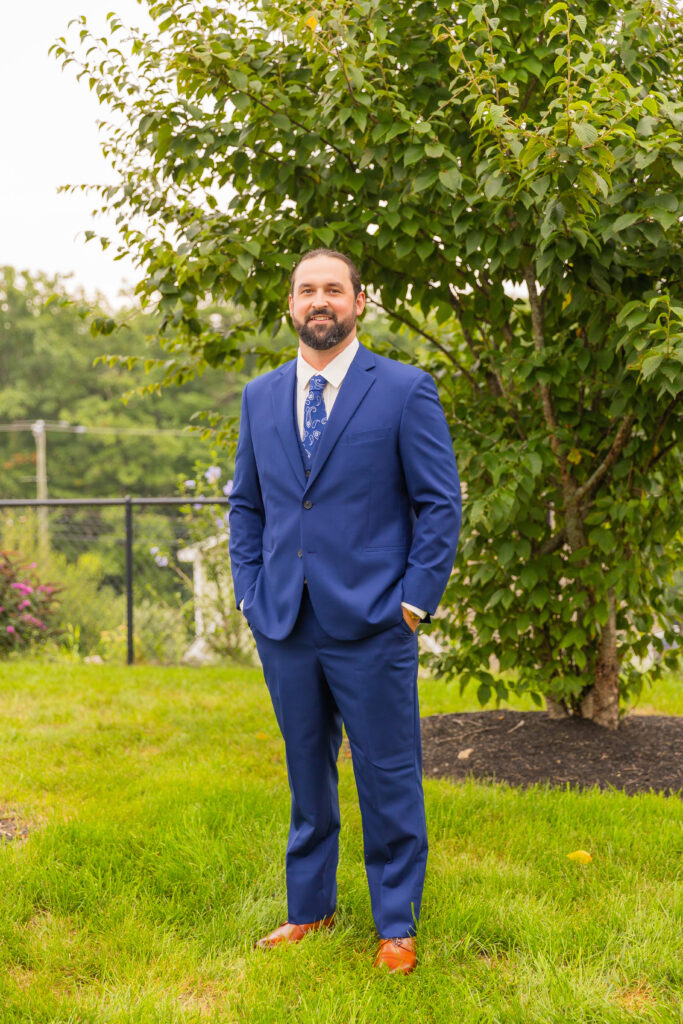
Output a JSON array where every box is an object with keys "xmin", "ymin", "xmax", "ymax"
[{"xmin": 251, "ymin": 587, "xmax": 427, "ymax": 939}]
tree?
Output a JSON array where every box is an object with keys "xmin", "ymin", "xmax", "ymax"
[
  {"xmin": 0, "ymin": 267, "xmax": 243, "ymax": 497},
  {"xmin": 56, "ymin": 0, "xmax": 683, "ymax": 727}
]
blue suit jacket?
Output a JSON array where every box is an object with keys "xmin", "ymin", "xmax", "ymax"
[{"xmin": 229, "ymin": 343, "xmax": 461, "ymax": 641}]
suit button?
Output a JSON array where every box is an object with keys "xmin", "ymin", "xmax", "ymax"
[
  {"xmin": 303, "ymin": 500, "xmax": 313, "ymax": 509},
  {"xmin": 297, "ymin": 549, "xmax": 303, "ymax": 558},
  {"xmin": 305, "ymin": 470, "xmax": 311, "ymax": 478}
]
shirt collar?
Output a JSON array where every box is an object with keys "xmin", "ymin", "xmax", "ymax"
[{"xmin": 297, "ymin": 337, "xmax": 359, "ymax": 391}]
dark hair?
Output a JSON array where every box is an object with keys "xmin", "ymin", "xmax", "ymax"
[{"xmin": 290, "ymin": 248, "xmax": 363, "ymax": 298}]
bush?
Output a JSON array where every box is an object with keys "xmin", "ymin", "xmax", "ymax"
[{"xmin": 0, "ymin": 551, "xmax": 61, "ymax": 654}]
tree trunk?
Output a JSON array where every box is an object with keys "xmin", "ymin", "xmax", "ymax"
[
  {"xmin": 580, "ymin": 589, "xmax": 620, "ymax": 729},
  {"xmin": 545, "ymin": 696, "xmax": 570, "ymax": 719}
]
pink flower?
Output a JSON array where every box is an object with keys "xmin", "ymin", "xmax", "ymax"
[
  {"xmin": 11, "ymin": 582, "xmax": 33, "ymax": 594},
  {"xmin": 0, "ymin": 606, "xmax": 4, "ymax": 613},
  {"xmin": 23, "ymin": 614, "xmax": 45, "ymax": 629},
  {"xmin": 18, "ymin": 599, "xmax": 31, "ymax": 610},
  {"xmin": 6, "ymin": 625, "xmax": 15, "ymax": 634}
]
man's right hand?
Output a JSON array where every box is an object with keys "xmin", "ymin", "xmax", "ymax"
[{"xmin": 402, "ymin": 606, "xmax": 420, "ymax": 633}]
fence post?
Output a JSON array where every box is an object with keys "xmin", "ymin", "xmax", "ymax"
[{"xmin": 125, "ymin": 496, "xmax": 134, "ymax": 665}]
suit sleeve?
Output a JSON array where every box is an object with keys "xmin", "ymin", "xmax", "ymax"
[
  {"xmin": 398, "ymin": 372, "xmax": 461, "ymax": 615},
  {"xmin": 228, "ymin": 384, "xmax": 265, "ymax": 609}
]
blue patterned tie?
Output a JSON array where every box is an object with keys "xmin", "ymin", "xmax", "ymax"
[{"xmin": 302, "ymin": 374, "xmax": 328, "ymax": 460}]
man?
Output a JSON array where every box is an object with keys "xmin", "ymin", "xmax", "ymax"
[{"xmin": 229, "ymin": 249, "xmax": 460, "ymax": 974}]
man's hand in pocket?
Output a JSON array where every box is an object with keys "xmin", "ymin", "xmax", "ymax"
[{"xmin": 402, "ymin": 607, "xmax": 420, "ymax": 633}]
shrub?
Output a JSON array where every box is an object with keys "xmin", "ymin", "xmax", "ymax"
[{"xmin": 0, "ymin": 551, "xmax": 60, "ymax": 654}]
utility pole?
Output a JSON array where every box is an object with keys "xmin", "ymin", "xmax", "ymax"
[{"xmin": 31, "ymin": 419, "xmax": 49, "ymax": 562}]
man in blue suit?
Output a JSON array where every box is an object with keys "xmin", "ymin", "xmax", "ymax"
[{"xmin": 229, "ymin": 249, "xmax": 460, "ymax": 973}]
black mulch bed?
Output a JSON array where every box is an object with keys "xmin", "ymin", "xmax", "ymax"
[{"xmin": 420, "ymin": 710, "xmax": 683, "ymax": 796}]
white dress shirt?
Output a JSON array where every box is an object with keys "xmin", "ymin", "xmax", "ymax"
[{"xmin": 296, "ymin": 337, "xmax": 359, "ymax": 438}]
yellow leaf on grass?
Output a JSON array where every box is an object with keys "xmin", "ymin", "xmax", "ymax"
[
  {"xmin": 256, "ymin": 732, "xmax": 269, "ymax": 740},
  {"xmin": 567, "ymin": 849, "xmax": 592, "ymax": 864},
  {"xmin": 305, "ymin": 15, "xmax": 318, "ymax": 29}
]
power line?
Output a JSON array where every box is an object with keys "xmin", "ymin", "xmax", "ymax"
[{"xmin": 0, "ymin": 420, "xmax": 204, "ymax": 437}]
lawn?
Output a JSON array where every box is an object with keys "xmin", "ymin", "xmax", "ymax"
[{"xmin": 0, "ymin": 660, "xmax": 681, "ymax": 1023}]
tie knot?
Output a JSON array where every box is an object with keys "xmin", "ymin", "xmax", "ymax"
[{"xmin": 309, "ymin": 374, "xmax": 326, "ymax": 394}]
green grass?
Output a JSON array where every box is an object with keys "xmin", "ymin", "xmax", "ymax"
[{"xmin": 0, "ymin": 661, "xmax": 681, "ymax": 1023}]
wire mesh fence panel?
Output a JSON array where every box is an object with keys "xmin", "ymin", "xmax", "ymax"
[{"xmin": 0, "ymin": 499, "xmax": 250, "ymax": 665}]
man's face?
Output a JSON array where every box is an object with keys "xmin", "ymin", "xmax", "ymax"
[{"xmin": 289, "ymin": 255, "xmax": 365, "ymax": 351}]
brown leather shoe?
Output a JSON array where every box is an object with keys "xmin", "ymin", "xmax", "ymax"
[
  {"xmin": 373, "ymin": 937, "xmax": 417, "ymax": 974},
  {"xmin": 255, "ymin": 915, "xmax": 335, "ymax": 949}
]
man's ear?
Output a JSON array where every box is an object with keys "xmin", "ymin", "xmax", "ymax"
[{"xmin": 356, "ymin": 290, "xmax": 366, "ymax": 316}]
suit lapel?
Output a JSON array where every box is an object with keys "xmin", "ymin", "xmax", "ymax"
[
  {"xmin": 270, "ymin": 360, "xmax": 307, "ymax": 489},
  {"xmin": 305, "ymin": 344, "xmax": 376, "ymax": 492}
]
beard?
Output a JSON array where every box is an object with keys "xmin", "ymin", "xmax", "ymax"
[{"xmin": 292, "ymin": 309, "xmax": 357, "ymax": 350}]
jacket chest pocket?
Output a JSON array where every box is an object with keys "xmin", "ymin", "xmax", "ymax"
[{"xmin": 342, "ymin": 428, "xmax": 394, "ymax": 446}]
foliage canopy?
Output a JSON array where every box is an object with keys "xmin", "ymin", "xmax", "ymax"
[{"xmin": 57, "ymin": 0, "xmax": 683, "ymax": 726}]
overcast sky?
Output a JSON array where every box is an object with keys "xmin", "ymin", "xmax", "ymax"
[{"xmin": 0, "ymin": 1, "xmax": 154, "ymax": 306}]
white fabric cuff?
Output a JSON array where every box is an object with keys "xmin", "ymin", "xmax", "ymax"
[{"xmin": 401, "ymin": 601, "xmax": 426, "ymax": 619}]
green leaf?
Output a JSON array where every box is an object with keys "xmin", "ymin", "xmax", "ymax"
[
  {"xmin": 498, "ymin": 542, "xmax": 515, "ymax": 565},
  {"xmin": 544, "ymin": 2, "xmax": 568, "ymax": 25},
  {"xmin": 612, "ymin": 212, "xmax": 640, "ymax": 233},
  {"xmin": 558, "ymin": 627, "xmax": 587, "ymax": 649},
  {"xmin": 412, "ymin": 168, "xmax": 439, "ymax": 192},
  {"xmin": 589, "ymin": 528, "xmax": 614, "ymax": 555},
  {"xmin": 415, "ymin": 238, "xmax": 434, "ymax": 260},
  {"xmin": 477, "ymin": 682, "xmax": 491, "ymax": 705},
  {"xmin": 641, "ymin": 354, "xmax": 662, "ymax": 379},
  {"xmin": 404, "ymin": 145, "xmax": 424, "ymax": 167},
  {"xmin": 438, "ymin": 167, "xmax": 462, "ymax": 191},
  {"xmin": 520, "ymin": 565, "xmax": 538, "ymax": 589},
  {"xmin": 395, "ymin": 237, "xmax": 413, "ymax": 259},
  {"xmin": 572, "ymin": 122, "xmax": 598, "ymax": 146},
  {"xmin": 484, "ymin": 175, "xmax": 504, "ymax": 199}
]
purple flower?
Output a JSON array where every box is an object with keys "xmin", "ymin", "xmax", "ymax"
[
  {"xmin": 150, "ymin": 546, "xmax": 160, "ymax": 556},
  {"xmin": 205, "ymin": 465, "xmax": 221, "ymax": 484},
  {"xmin": 222, "ymin": 479, "xmax": 233, "ymax": 497},
  {"xmin": 154, "ymin": 555, "xmax": 169, "ymax": 568},
  {"xmin": 193, "ymin": 494, "xmax": 206, "ymax": 510},
  {"xmin": 184, "ymin": 479, "xmax": 196, "ymax": 489}
]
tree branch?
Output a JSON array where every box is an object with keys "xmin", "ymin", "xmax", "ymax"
[
  {"xmin": 523, "ymin": 265, "xmax": 567, "ymax": 477},
  {"xmin": 575, "ymin": 411, "xmax": 636, "ymax": 503},
  {"xmin": 644, "ymin": 391, "xmax": 682, "ymax": 472},
  {"xmin": 367, "ymin": 297, "xmax": 480, "ymax": 387},
  {"xmin": 537, "ymin": 527, "xmax": 566, "ymax": 557},
  {"xmin": 447, "ymin": 285, "xmax": 527, "ymax": 439},
  {"xmin": 649, "ymin": 438, "xmax": 678, "ymax": 469}
]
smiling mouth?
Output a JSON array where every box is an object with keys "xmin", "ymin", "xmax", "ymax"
[{"xmin": 308, "ymin": 313, "xmax": 335, "ymax": 323}]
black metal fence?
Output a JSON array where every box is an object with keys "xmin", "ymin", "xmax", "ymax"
[{"xmin": 0, "ymin": 497, "xmax": 234, "ymax": 665}]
